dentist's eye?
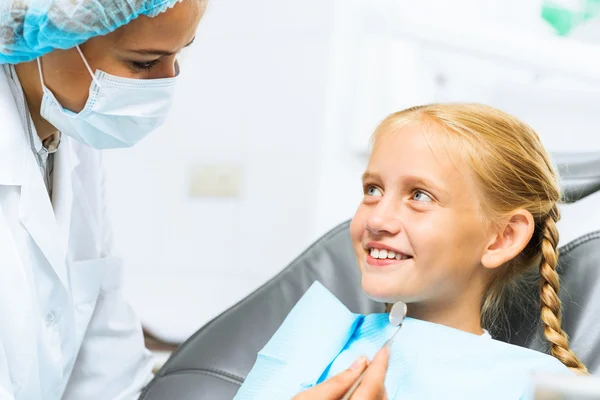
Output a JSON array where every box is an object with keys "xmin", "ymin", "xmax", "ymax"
[
  {"xmin": 412, "ymin": 190, "xmax": 433, "ymax": 202},
  {"xmin": 131, "ymin": 59, "xmax": 160, "ymax": 71},
  {"xmin": 364, "ymin": 185, "xmax": 383, "ymax": 197}
]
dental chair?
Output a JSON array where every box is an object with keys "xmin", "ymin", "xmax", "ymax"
[{"xmin": 139, "ymin": 153, "xmax": 600, "ymax": 400}]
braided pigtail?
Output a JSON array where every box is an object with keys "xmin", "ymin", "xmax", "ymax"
[{"xmin": 539, "ymin": 209, "xmax": 588, "ymax": 375}]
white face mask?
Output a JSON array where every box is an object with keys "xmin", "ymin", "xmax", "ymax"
[{"xmin": 38, "ymin": 46, "xmax": 178, "ymax": 149}]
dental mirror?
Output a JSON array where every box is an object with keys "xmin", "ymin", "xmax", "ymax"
[{"xmin": 340, "ymin": 301, "xmax": 407, "ymax": 400}]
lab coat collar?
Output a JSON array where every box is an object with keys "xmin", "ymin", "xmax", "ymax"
[
  {"xmin": 0, "ymin": 67, "xmax": 27, "ymax": 185},
  {"xmin": 1, "ymin": 67, "xmax": 81, "ymax": 290}
]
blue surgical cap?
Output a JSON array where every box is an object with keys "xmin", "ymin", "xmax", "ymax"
[{"xmin": 0, "ymin": 0, "xmax": 185, "ymax": 64}]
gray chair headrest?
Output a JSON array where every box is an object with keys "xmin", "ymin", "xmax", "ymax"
[{"xmin": 555, "ymin": 152, "xmax": 600, "ymax": 203}]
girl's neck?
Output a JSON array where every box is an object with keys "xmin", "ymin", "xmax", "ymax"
[{"xmin": 406, "ymin": 297, "xmax": 484, "ymax": 336}]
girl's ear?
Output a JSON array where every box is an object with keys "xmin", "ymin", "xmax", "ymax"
[{"xmin": 481, "ymin": 209, "xmax": 534, "ymax": 269}]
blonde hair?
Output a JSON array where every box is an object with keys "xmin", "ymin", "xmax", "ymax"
[{"xmin": 373, "ymin": 103, "xmax": 587, "ymax": 375}]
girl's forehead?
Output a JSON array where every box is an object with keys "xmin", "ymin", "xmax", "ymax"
[
  {"xmin": 369, "ymin": 123, "xmax": 483, "ymax": 201},
  {"xmin": 371, "ymin": 123, "xmax": 462, "ymax": 170}
]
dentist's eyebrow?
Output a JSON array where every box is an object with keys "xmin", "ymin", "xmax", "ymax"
[{"xmin": 127, "ymin": 37, "xmax": 196, "ymax": 56}]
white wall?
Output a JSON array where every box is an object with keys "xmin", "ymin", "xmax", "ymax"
[
  {"xmin": 314, "ymin": 0, "xmax": 600, "ymax": 235},
  {"xmin": 104, "ymin": 0, "xmax": 335, "ymax": 342},
  {"xmin": 103, "ymin": 0, "xmax": 600, "ymax": 343}
]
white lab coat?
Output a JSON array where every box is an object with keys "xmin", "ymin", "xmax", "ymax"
[{"xmin": 0, "ymin": 68, "xmax": 153, "ymax": 399}]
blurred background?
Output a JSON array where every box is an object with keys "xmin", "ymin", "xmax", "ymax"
[{"xmin": 101, "ymin": 0, "xmax": 600, "ymax": 366}]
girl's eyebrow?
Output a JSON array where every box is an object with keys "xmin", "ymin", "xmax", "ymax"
[
  {"xmin": 401, "ymin": 175, "xmax": 449, "ymax": 198},
  {"xmin": 361, "ymin": 171, "xmax": 381, "ymax": 183}
]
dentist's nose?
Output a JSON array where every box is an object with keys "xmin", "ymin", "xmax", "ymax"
[{"xmin": 153, "ymin": 57, "xmax": 178, "ymax": 79}]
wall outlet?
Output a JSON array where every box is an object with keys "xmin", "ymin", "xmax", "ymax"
[{"xmin": 188, "ymin": 164, "xmax": 243, "ymax": 198}]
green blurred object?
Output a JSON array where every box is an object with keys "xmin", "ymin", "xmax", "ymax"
[{"xmin": 542, "ymin": 0, "xmax": 600, "ymax": 36}]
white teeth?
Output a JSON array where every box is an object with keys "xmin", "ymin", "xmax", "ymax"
[{"xmin": 370, "ymin": 247, "xmax": 411, "ymax": 260}]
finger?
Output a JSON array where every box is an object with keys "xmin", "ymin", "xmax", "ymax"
[
  {"xmin": 352, "ymin": 346, "xmax": 390, "ymax": 399},
  {"xmin": 293, "ymin": 356, "xmax": 369, "ymax": 400}
]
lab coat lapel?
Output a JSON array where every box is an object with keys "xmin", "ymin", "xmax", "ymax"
[
  {"xmin": 19, "ymin": 153, "xmax": 70, "ymax": 289},
  {"xmin": 52, "ymin": 137, "xmax": 80, "ymax": 265},
  {"xmin": 1, "ymin": 66, "xmax": 71, "ymax": 290}
]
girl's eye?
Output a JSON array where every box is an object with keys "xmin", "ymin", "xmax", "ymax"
[
  {"xmin": 131, "ymin": 59, "xmax": 160, "ymax": 71},
  {"xmin": 412, "ymin": 190, "xmax": 433, "ymax": 203},
  {"xmin": 365, "ymin": 185, "xmax": 383, "ymax": 197}
]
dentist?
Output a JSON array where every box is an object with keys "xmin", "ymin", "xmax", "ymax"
[
  {"xmin": 0, "ymin": 1, "xmax": 205, "ymax": 398},
  {"xmin": 0, "ymin": 1, "xmax": 388, "ymax": 399}
]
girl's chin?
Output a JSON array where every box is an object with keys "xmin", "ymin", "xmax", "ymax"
[
  {"xmin": 362, "ymin": 284, "xmax": 403, "ymax": 304},
  {"xmin": 361, "ymin": 274, "xmax": 416, "ymax": 304}
]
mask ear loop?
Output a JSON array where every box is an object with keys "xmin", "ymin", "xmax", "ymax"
[
  {"xmin": 36, "ymin": 46, "xmax": 102, "ymax": 89},
  {"xmin": 75, "ymin": 45, "xmax": 102, "ymax": 88},
  {"xmin": 36, "ymin": 57, "xmax": 46, "ymax": 90}
]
